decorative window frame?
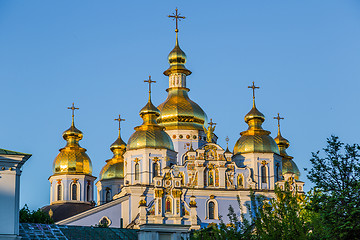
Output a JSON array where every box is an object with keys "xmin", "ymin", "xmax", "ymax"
[
  {"xmin": 70, "ymin": 181, "xmax": 81, "ymax": 201},
  {"xmin": 99, "ymin": 216, "xmax": 112, "ymax": 227},
  {"xmin": 206, "ymin": 198, "xmax": 219, "ymax": 220},
  {"xmin": 165, "ymin": 196, "xmax": 174, "ymax": 214},
  {"xmin": 105, "ymin": 187, "xmax": 112, "ymax": 203}
]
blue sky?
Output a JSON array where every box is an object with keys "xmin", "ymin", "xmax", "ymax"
[{"xmin": 1, "ymin": 1, "xmax": 360, "ymax": 209}]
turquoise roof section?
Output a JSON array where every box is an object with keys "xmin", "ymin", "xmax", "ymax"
[{"xmin": 0, "ymin": 148, "xmax": 31, "ymax": 156}]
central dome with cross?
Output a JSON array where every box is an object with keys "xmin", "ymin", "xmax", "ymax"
[{"xmin": 157, "ymin": 8, "xmax": 208, "ymax": 131}]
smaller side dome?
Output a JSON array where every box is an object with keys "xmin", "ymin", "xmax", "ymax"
[
  {"xmin": 127, "ymin": 86, "xmax": 174, "ymax": 151},
  {"xmin": 100, "ymin": 116, "xmax": 127, "ymax": 180},
  {"xmin": 53, "ymin": 121, "xmax": 92, "ymax": 175},
  {"xmin": 282, "ymin": 159, "xmax": 300, "ymax": 180}
]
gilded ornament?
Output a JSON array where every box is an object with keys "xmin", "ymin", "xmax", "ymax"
[
  {"xmin": 155, "ymin": 189, "xmax": 164, "ymax": 198},
  {"xmin": 139, "ymin": 199, "xmax": 147, "ymax": 207},
  {"xmin": 203, "ymin": 119, "xmax": 216, "ymax": 143}
]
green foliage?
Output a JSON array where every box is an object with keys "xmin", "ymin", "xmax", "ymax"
[
  {"xmin": 191, "ymin": 196, "xmax": 253, "ymax": 240},
  {"xmin": 250, "ymin": 184, "xmax": 314, "ymax": 240},
  {"xmin": 19, "ymin": 204, "xmax": 54, "ymax": 224},
  {"xmin": 307, "ymin": 135, "xmax": 360, "ymax": 240}
]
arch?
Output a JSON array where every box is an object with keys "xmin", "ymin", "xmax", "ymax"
[
  {"xmin": 57, "ymin": 184, "xmax": 62, "ymax": 201},
  {"xmin": 206, "ymin": 199, "xmax": 218, "ymax": 220},
  {"xmin": 261, "ymin": 165, "xmax": 267, "ymax": 183},
  {"xmin": 237, "ymin": 174, "xmax": 244, "ymax": 188},
  {"xmin": 135, "ymin": 162, "xmax": 140, "ymax": 181},
  {"xmin": 165, "ymin": 197, "xmax": 172, "ymax": 213}
]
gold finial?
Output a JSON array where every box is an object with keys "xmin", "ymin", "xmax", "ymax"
[
  {"xmin": 114, "ymin": 114, "xmax": 125, "ymax": 137},
  {"xmin": 67, "ymin": 103, "xmax": 79, "ymax": 126},
  {"xmin": 248, "ymin": 82, "xmax": 260, "ymax": 107},
  {"xmin": 274, "ymin": 113, "xmax": 284, "ymax": 135},
  {"xmin": 144, "ymin": 75, "xmax": 156, "ymax": 101},
  {"xmin": 203, "ymin": 118, "xmax": 216, "ymax": 143},
  {"xmin": 168, "ymin": 8, "xmax": 185, "ymax": 33},
  {"xmin": 225, "ymin": 136, "xmax": 229, "ymax": 148}
]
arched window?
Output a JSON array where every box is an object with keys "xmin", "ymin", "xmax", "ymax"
[
  {"xmin": 87, "ymin": 184, "xmax": 91, "ymax": 202},
  {"xmin": 57, "ymin": 184, "xmax": 62, "ymax": 201},
  {"xmin": 238, "ymin": 174, "xmax": 244, "ymax": 188},
  {"xmin": 165, "ymin": 198, "xmax": 172, "ymax": 213},
  {"xmin": 208, "ymin": 201, "xmax": 215, "ymax": 219},
  {"xmin": 71, "ymin": 183, "xmax": 77, "ymax": 200},
  {"xmin": 153, "ymin": 163, "xmax": 159, "ymax": 178},
  {"xmin": 105, "ymin": 189, "xmax": 111, "ymax": 203},
  {"xmin": 135, "ymin": 162, "xmax": 140, "ymax": 181},
  {"xmin": 261, "ymin": 165, "xmax": 267, "ymax": 183}
]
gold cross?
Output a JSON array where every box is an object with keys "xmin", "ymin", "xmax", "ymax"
[
  {"xmin": 274, "ymin": 113, "xmax": 284, "ymax": 128},
  {"xmin": 274, "ymin": 113, "xmax": 284, "ymax": 135},
  {"xmin": 144, "ymin": 75, "xmax": 156, "ymax": 94},
  {"xmin": 168, "ymin": 8, "xmax": 185, "ymax": 33},
  {"xmin": 68, "ymin": 103, "xmax": 79, "ymax": 125},
  {"xmin": 114, "ymin": 114, "xmax": 125, "ymax": 136},
  {"xmin": 248, "ymin": 81, "xmax": 259, "ymax": 100},
  {"xmin": 209, "ymin": 118, "xmax": 216, "ymax": 128},
  {"xmin": 225, "ymin": 136, "xmax": 229, "ymax": 148}
]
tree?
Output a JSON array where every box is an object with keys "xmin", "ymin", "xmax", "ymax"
[
  {"xmin": 19, "ymin": 204, "xmax": 54, "ymax": 224},
  {"xmin": 191, "ymin": 196, "xmax": 253, "ymax": 240},
  {"xmin": 307, "ymin": 135, "xmax": 360, "ymax": 239},
  {"xmin": 250, "ymin": 184, "xmax": 315, "ymax": 240}
]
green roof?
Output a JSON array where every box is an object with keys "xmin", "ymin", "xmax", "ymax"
[
  {"xmin": 20, "ymin": 223, "xmax": 138, "ymax": 240},
  {"xmin": 0, "ymin": 148, "xmax": 31, "ymax": 156}
]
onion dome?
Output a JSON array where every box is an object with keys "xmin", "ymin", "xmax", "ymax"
[
  {"xmin": 157, "ymin": 88, "xmax": 208, "ymax": 130},
  {"xmin": 233, "ymin": 83, "xmax": 279, "ymax": 155},
  {"xmin": 273, "ymin": 114, "xmax": 300, "ymax": 180},
  {"xmin": 127, "ymin": 86, "xmax": 174, "ymax": 151},
  {"xmin": 158, "ymin": 34, "xmax": 208, "ymax": 130},
  {"xmin": 53, "ymin": 105, "xmax": 92, "ymax": 175},
  {"xmin": 164, "ymin": 34, "xmax": 191, "ymax": 76},
  {"xmin": 99, "ymin": 116, "xmax": 127, "ymax": 180}
]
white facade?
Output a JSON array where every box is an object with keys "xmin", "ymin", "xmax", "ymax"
[{"xmin": 0, "ymin": 152, "xmax": 30, "ymax": 240}]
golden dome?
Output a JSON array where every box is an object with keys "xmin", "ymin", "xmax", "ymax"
[
  {"xmin": 234, "ymin": 104, "xmax": 279, "ymax": 155},
  {"xmin": 53, "ymin": 123, "xmax": 92, "ymax": 175},
  {"xmin": 157, "ymin": 88, "xmax": 208, "ymax": 130},
  {"xmin": 282, "ymin": 159, "xmax": 300, "ymax": 180},
  {"xmin": 100, "ymin": 133, "xmax": 126, "ymax": 180},
  {"xmin": 164, "ymin": 34, "xmax": 191, "ymax": 76},
  {"xmin": 127, "ymin": 96, "xmax": 174, "ymax": 151}
]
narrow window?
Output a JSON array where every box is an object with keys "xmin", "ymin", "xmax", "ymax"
[
  {"xmin": 165, "ymin": 198, "xmax": 171, "ymax": 213},
  {"xmin": 71, "ymin": 184, "xmax": 77, "ymax": 200},
  {"xmin": 209, "ymin": 201, "xmax": 215, "ymax": 219},
  {"xmin": 106, "ymin": 189, "xmax": 111, "ymax": 203},
  {"xmin": 57, "ymin": 184, "xmax": 62, "ymax": 201},
  {"xmin": 208, "ymin": 171, "xmax": 214, "ymax": 186},
  {"xmin": 153, "ymin": 163, "xmax": 159, "ymax": 178},
  {"xmin": 238, "ymin": 174, "xmax": 243, "ymax": 188},
  {"xmin": 87, "ymin": 184, "xmax": 91, "ymax": 202},
  {"xmin": 275, "ymin": 165, "xmax": 279, "ymax": 182},
  {"xmin": 261, "ymin": 165, "xmax": 267, "ymax": 183},
  {"xmin": 203, "ymin": 170, "xmax": 207, "ymax": 186},
  {"xmin": 135, "ymin": 163, "xmax": 140, "ymax": 181}
]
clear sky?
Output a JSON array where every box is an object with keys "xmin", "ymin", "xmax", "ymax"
[{"xmin": 1, "ymin": 0, "xmax": 360, "ymax": 210}]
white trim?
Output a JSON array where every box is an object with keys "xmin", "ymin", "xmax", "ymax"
[{"xmin": 206, "ymin": 198, "xmax": 219, "ymax": 220}]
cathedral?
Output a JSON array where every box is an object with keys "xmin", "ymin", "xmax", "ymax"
[{"xmin": 42, "ymin": 10, "xmax": 304, "ymax": 232}]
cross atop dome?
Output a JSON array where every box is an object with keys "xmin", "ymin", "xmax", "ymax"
[
  {"xmin": 274, "ymin": 113, "xmax": 284, "ymax": 135},
  {"xmin": 144, "ymin": 75, "xmax": 156, "ymax": 100},
  {"xmin": 68, "ymin": 102, "xmax": 79, "ymax": 126},
  {"xmin": 114, "ymin": 114, "xmax": 125, "ymax": 137},
  {"xmin": 168, "ymin": 8, "xmax": 185, "ymax": 33},
  {"xmin": 248, "ymin": 82, "xmax": 259, "ymax": 107}
]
